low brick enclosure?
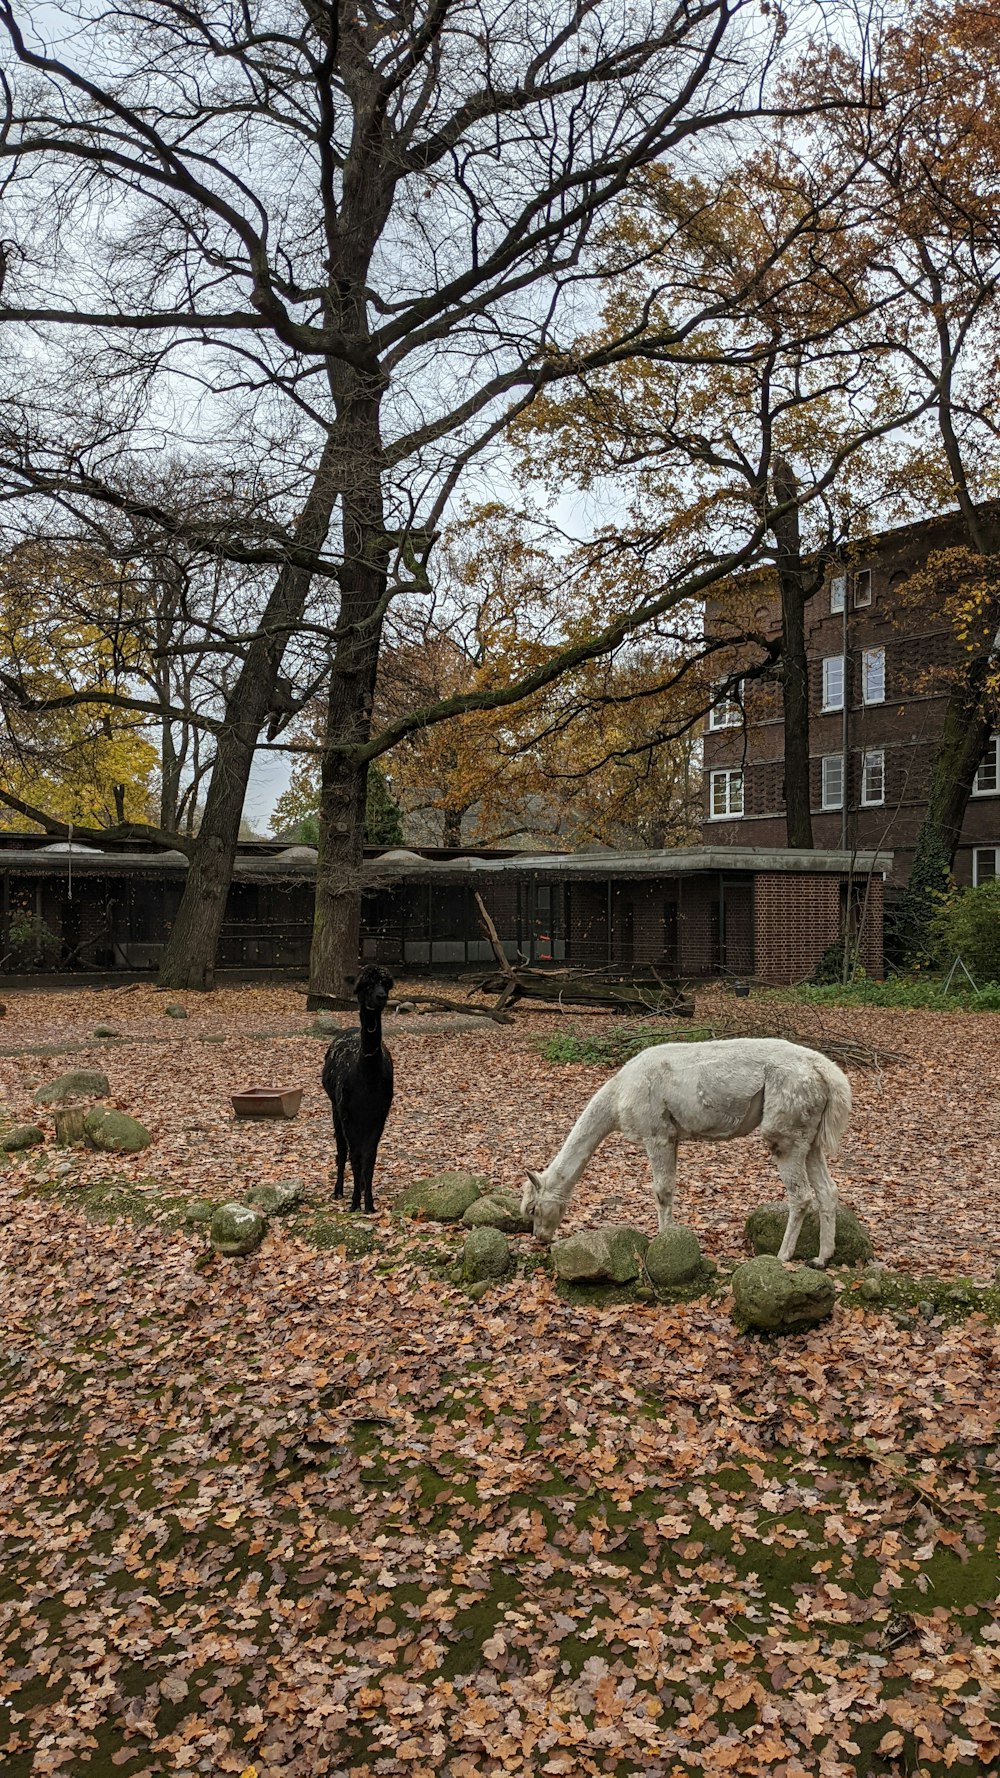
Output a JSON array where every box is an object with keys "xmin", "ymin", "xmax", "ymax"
[{"xmin": 0, "ymin": 838, "xmax": 889, "ymax": 987}]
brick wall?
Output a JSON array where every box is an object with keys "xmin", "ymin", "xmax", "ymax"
[{"xmin": 754, "ymin": 872, "xmax": 884, "ymax": 984}]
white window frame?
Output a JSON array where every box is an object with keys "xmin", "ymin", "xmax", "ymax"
[
  {"xmin": 853, "ymin": 569, "xmax": 872, "ymax": 608},
  {"xmin": 708, "ymin": 679, "xmax": 744, "ymax": 731},
  {"xmin": 862, "ymin": 646, "xmax": 885, "ymax": 705},
  {"xmin": 861, "ymin": 749, "xmax": 884, "ymax": 807},
  {"xmin": 830, "ymin": 574, "xmax": 846, "ymax": 614},
  {"xmin": 709, "ymin": 769, "xmax": 743, "ymax": 819},
  {"xmin": 973, "ymin": 734, "xmax": 1000, "ymax": 797},
  {"xmin": 821, "ymin": 754, "xmax": 844, "ymax": 811},
  {"xmin": 973, "ymin": 848, "xmax": 1000, "ymax": 886},
  {"xmin": 822, "ymin": 656, "xmax": 845, "ymax": 712}
]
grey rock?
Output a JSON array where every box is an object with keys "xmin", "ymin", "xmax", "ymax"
[
  {"xmin": 399, "ymin": 1170, "xmax": 487, "ymax": 1221},
  {"xmin": 210, "ymin": 1202, "xmax": 267, "ymax": 1256},
  {"xmin": 461, "ymin": 1226, "xmax": 511, "ymax": 1283},
  {"xmin": 918, "ymin": 1298, "xmax": 936, "ymax": 1320},
  {"xmin": 745, "ymin": 1202, "xmax": 873, "ymax": 1267},
  {"xmin": 83, "ymin": 1106, "xmax": 152, "ymax": 1154},
  {"xmin": 551, "ymin": 1225, "xmax": 649, "ymax": 1285},
  {"xmin": 645, "ymin": 1226, "xmax": 703, "ymax": 1288},
  {"xmin": 93, "ymin": 1026, "xmax": 119, "ymax": 1039},
  {"xmin": 245, "ymin": 1178, "xmax": 304, "ymax": 1214},
  {"xmin": 732, "ymin": 1255, "xmax": 836, "ymax": 1333},
  {"xmin": 35, "ymin": 1068, "xmax": 110, "ymax": 1106},
  {"xmin": 202, "ymin": 1034, "xmax": 226, "ymax": 1045},
  {"xmin": 164, "ymin": 1003, "xmax": 188, "ymax": 1019},
  {"xmin": 184, "ymin": 1198, "xmax": 216, "ymax": 1226},
  {"xmin": 461, "ymin": 1191, "xmax": 532, "ymax": 1234},
  {"xmin": 859, "ymin": 1274, "xmax": 884, "ymax": 1303},
  {"xmin": 1, "ymin": 1123, "xmax": 45, "ymax": 1152},
  {"xmin": 310, "ymin": 1014, "xmax": 341, "ymax": 1036},
  {"xmin": 467, "ymin": 1280, "xmax": 492, "ymax": 1301}
]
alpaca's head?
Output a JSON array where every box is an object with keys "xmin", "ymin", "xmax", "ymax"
[
  {"xmin": 354, "ymin": 964, "xmax": 394, "ymax": 1014},
  {"xmin": 522, "ymin": 1168, "xmax": 561, "ymax": 1243}
]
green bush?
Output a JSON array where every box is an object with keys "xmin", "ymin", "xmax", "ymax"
[{"xmin": 932, "ymin": 880, "xmax": 1000, "ymax": 984}]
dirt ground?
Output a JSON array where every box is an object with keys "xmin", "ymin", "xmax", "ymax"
[
  {"xmin": 1, "ymin": 979, "xmax": 998, "ymax": 1276},
  {"xmin": 1, "ymin": 982, "xmax": 999, "ymax": 1777}
]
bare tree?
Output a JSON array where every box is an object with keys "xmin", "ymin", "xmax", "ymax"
[{"xmin": 0, "ymin": 0, "xmax": 876, "ymax": 990}]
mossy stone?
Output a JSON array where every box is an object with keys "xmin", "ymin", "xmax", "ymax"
[
  {"xmin": 461, "ymin": 1191, "xmax": 531, "ymax": 1233},
  {"xmin": 164, "ymin": 1004, "xmax": 188, "ymax": 1019},
  {"xmin": 210, "ymin": 1202, "xmax": 267, "ymax": 1256},
  {"xmin": 1, "ymin": 1123, "xmax": 45, "ymax": 1152},
  {"xmin": 745, "ymin": 1201, "xmax": 873, "ymax": 1267},
  {"xmin": 93, "ymin": 1026, "xmax": 119, "ymax": 1039},
  {"xmin": 399, "ymin": 1170, "xmax": 487, "ymax": 1221},
  {"xmin": 732, "ymin": 1255, "xmax": 836, "ymax": 1332},
  {"xmin": 184, "ymin": 1198, "xmax": 216, "ymax": 1226},
  {"xmin": 461, "ymin": 1225, "xmax": 511, "ymax": 1282},
  {"xmin": 551, "ymin": 1225, "xmax": 648, "ymax": 1285},
  {"xmin": 35, "ymin": 1068, "xmax": 110, "ymax": 1106},
  {"xmin": 645, "ymin": 1225, "xmax": 702, "ymax": 1287},
  {"xmin": 83, "ymin": 1106, "xmax": 152, "ymax": 1154},
  {"xmin": 245, "ymin": 1179, "xmax": 304, "ymax": 1214}
]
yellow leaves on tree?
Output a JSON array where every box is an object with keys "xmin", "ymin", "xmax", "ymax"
[{"xmin": 0, "ymin": 545, "xmax": 158, "ymax": 829}]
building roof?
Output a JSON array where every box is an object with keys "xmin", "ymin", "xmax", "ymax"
[{"xmin": 0, "ymin": 841, "xmax": 893, "ymax": 883}]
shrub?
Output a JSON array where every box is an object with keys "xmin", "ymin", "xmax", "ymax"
[{"xmin": 932, "ymin": 880, "xmax": 1000, "ymax": 984}]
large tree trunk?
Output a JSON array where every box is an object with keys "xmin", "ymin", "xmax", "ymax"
[
  {"xmin": 770, "ymin": 457, "xmax": 813, "ymax": 848},
  {"xmin": 897, "ymin": 659, "xmax": 994, "ymax": 961},
  {"xmin": 442, "ymin": 806, "xmax": 465, "ymax": 847},
  {"xmin": 309, "ymin": 386, "xmax": 387, "ymax": 1001},
  {"xmin": 898, "ymin": 489, "xmax": 1000, "ymax": 962},
  {"xmin": 157, "ymin": 435, "xmax": 339, "ymax": 989}
]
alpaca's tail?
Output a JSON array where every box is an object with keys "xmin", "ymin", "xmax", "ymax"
[{"xmin": 813, "ymin": 1054, "xmax": 852, "ymax": 1159}]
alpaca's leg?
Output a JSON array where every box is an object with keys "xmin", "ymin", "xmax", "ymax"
[
  {"xmin": 645, "ymin": 1136, "xmax": 678, "ymax": 1234},
  {"xmin": 766, "ymin": 1136, "xmax": 817, "ymax": 1262},
  {"xmin": 348, "ymin": 1147, "xmax": 366, "ymax": 1212},
  {"xmin": 806, "ymin": 1142, "xmax": 839, "ymax": 1267},
  {"xmin": 361, "ymin": 1142, "xmax": 378, "ymax": 1215},
  {"xmin": 332, "ymin": 1114, "xmax": 347, "ymax": 1199}
]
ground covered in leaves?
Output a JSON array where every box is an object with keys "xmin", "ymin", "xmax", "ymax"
[{"xmin": 1, "ymin": 982, "xmax": 999, "ymax": 1775}]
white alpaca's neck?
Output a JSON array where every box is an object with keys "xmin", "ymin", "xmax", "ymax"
[{"xmin": 541, "ymin": 1079, "xmax": 619, "ymax": 1198}]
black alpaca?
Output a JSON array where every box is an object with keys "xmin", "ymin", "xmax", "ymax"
[{"xmin": 321, "ymin": 965, "xmax": 395, "ymax": 1213}]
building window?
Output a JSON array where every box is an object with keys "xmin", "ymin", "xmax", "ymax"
[
  {"xmin": 973, "ymin": 734, "xmax": 1000, "ymax": 796},
  {"xmin": 861, "ymin": 749, "xmax": 885, "ymax": 806},
  {"xmin": 830, "ymin": 575, "xmax": 846, "ymax": 614},
  {"xmin": 821, "ymin": 754, "xmax": 844, "ymax": 810},
  {"xmin": 973, "ymin": 848, "xmax": 1000, "ymax": 885},
  {"xmin": 822, "ymin": 656, "xmax": 845, "ymax": 711},
  {"xmin": 709, "ymin": 769, "xmax": 743, "ymax": 818},
  {"xmin": 708, "ymin": 679, "xmax": 744, "ymax": 730},
  {"xmin": 862, "ymin": 646, "xmax": 885, "ymax": 704},
  {"xmin": 854, "ymin": 569, "xmax": 872, "ymax": 607}
]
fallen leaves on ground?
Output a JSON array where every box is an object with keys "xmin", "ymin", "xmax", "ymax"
[{"xmin": 0, "ymin": 983, "xmax": 998, "ymax": 1775}]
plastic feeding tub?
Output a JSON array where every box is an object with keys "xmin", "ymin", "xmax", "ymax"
[{"xmin": 231, "ymin": 1087, "xmax": 303, "ymax": 1120}]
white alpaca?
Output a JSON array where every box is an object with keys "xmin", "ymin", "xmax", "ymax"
[{"xmin": 522, "ymin": 1037, "xmax": 852, "ymax": 1267}]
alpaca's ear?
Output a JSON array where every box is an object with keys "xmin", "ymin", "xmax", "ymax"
[{"xmin": 526, "ymin": 1169, "xmax": 543, "ymax": 1192}]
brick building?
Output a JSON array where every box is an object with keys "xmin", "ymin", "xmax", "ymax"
[{"xmin": 701, "ymin": 505, "xmax": 1000, "ymax": 888}]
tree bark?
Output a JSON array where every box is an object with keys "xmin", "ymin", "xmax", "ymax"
[
  {"xmin": 769, "ymin": 458, "xmax": 814, "ymax": 848},
  {"xmin": 898, "ymin": 657, "xmax": 995, "ymax": 960},
  {"xmin": 309, "ymin": 383, "xmax": 387, "ymax": 1000},
  {"xmin": 157, "ymin": 434, "xmax": 340, "ymax": 988},
  {"xmin": 442, "ymin": 806, "xmax": 465, "ymax": 847}
]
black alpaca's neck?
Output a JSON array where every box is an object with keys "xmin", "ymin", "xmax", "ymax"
[{"xmin": 358, "ymin": 1006, "xmax": 383, "ymax": 1060}]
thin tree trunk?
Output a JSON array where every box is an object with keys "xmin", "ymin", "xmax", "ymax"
[
  {"xmin": 157, "ymin": 434, "xmax": 340, "ymax": 988},
  {"xmin": 770, "ymin": 457, "xmax": 814, "ymax": 848},
  {"xmin": 309, "ymin": 386, "xmax": 386, "ymax": 1001}
]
